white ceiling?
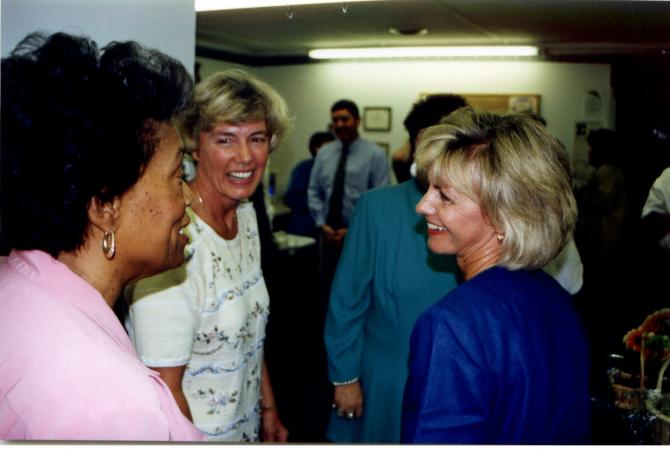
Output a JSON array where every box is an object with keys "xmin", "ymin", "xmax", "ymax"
[{"xmin": 196, "ymin": 0, "xmax": 670, "ymax": 65}]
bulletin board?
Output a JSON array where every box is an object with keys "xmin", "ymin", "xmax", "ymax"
[{"xmin": 421, "ymin": 93, "xmax": 541, "ymax": 114}]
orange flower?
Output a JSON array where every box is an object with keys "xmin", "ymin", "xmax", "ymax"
[{"xmin": 622, "ymin": 308, "xmax": 670, "ymax": 360}]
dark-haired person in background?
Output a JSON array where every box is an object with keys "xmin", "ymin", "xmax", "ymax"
[
  {"xmin": 577, "ymin": 128, "xmax": 629, "ymax": 266},
  {"xmin": 0, "ymin": 32, "xmax": 203, "ymax": 440},
  {"xmin": 285, "ymin": 131, "xmax": 335, "ymax": 238},
  {"xmin": 392, "ymin": 95, "xmax": 467, "ymax": 183},
  {"xmin": 574, "ymin": 128, "xmax": 631, "ymax": 387}
]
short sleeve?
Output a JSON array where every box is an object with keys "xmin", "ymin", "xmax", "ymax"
[
  {"xmin": 642, "ymin": 168, "xmax": 670, "ymax": 218},
  {"xmin": 126, "ymin": 264, "xmax": 201, "ymax": 367}
]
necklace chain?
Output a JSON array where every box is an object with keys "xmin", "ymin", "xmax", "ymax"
[
  {"xmin": 223, "ymin": 229, "xmax": 244, "ymax": 274},
  {"xmin": 198, "ymin": 194, "xmax": 244, "ymax": 274}
]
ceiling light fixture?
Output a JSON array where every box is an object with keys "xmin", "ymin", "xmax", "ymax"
[
  {"xmin": 389, "ymin": 28, "xmax": 429, "ymax": 36},
  {"xmin": 309, "ymin": 46, "xmax": 540, "ymax": 60},
  {"xmin": 195, "ymin": 0, "xmax": 383, "ymax": 12}
]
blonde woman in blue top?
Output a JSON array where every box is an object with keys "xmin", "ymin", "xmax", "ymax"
[{"xmin": 402, "ymin": 108, "xmax": 590, "ymax": 444}]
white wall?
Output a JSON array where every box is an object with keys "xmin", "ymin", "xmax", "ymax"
[
  {"xmin": 198, "ymin": 56, "xmax": 250, "ymax": 75},
  {"xmin": 1, "ymin": 0, "xmax": 196, "ymax": 73},
  {"xmin": 198, "ymin": 58, "xmax": 612, "ymax": 195}
]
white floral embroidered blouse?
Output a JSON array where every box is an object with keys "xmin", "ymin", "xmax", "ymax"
[{"xmin": 126, "ymin": 202, "xmax": 269, "ymax": 442}]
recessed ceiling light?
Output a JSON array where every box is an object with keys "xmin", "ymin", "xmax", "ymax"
[{"xmin": 389, "ymin": 28, "xmax": 429, "ymax": 36}]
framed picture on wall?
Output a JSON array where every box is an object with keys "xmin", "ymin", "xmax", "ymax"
[
  {"xmin": 508, "ymin": 95, "xmax": 540, "ymax": 114},
  {"xmin": 363, "ymin": 107, "xmax": 392, "ymax": 131}
]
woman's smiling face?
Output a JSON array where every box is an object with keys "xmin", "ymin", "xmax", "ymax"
[
  {"xmin": 193, "ymin": 120, "xmax": 269, "ymax": 208},
  {"xmin": 117, "ymin": 122, "xmax": 192, "ymax": 279},
  {"xmin": 415, "ymin": 181, "xmax": 497, "ymax": 259}
]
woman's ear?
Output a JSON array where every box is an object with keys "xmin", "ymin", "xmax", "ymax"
[{"xmin": 88, "ymin": 196, "xmax": 121, "ymax": 233}]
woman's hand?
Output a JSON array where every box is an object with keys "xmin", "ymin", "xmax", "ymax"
[
  {"xmin": 333, "ymin": 381, "xmax": 363, "ymax": 419},
  {"xmin": 261, "ymin": 407, "xmax": 289, "ymax": 442},
  {"xmin": 260, "ymin": 360, "xmax": 288, "ymax": 442}
]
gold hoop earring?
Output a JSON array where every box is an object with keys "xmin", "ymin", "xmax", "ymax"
[{"xmin": 102, "ymin": 231, "xmax": 116, "ymax": 259}]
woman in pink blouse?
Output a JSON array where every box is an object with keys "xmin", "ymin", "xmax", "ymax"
[{"xmin": 0, "ymin": 32, "xmax": 204, "ymax": 441}]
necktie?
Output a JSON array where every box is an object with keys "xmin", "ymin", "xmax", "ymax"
[{"xmin": 326, "ymin": 143, "xmax": 349, "ymax": 229}]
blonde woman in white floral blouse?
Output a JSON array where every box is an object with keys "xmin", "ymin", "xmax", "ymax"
[{"xmin": 125, "ymin": 69, "xmax": 291, "ymax": 442}]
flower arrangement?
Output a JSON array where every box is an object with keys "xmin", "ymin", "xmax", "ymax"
[{"xmin": 623, "ymin": 308, "xmax": 670, "ymax": 389}]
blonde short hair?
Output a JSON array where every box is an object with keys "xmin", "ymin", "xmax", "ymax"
[
  {"xmin": 182, "ymin": 68, "xmax": 291, "ymax": 152},
  {"xmin": 415, "ymin": 107, "xmax": 577, "ymax": 270}
]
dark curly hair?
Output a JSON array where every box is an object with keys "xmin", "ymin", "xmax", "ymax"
[
  {"xmin": 403, "ymin": 94, "xmax": 468, "ymax": 155},
  {"xmin": 1, "ymin": 32, "xmax": 193, "ymax": 257}
]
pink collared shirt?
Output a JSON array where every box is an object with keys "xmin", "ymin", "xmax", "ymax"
[{"xmin": 0, "ymin": 250, "xmax": 205, "ymax": 441}]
